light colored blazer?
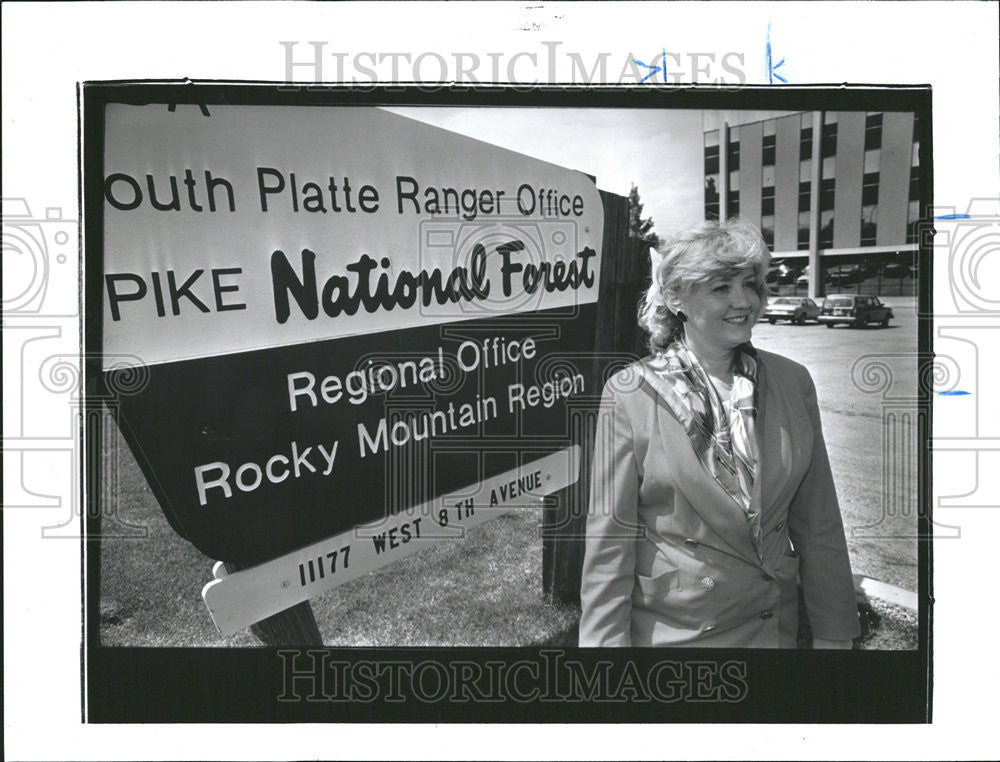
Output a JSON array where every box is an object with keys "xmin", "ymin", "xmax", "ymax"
[{"xmin": 578, "ymin": 348, "xmax": 860, "ymax": 648}]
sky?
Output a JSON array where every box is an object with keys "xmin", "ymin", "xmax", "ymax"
[{"xmin": 384, "ymin": 106, "xmax": 707, "ymax": 241}]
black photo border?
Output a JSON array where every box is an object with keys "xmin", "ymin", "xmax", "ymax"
[{"xmin": 81, "ymin": 82, "xmax": 932, "ymax": 724}]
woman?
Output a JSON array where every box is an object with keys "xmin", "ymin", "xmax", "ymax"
[{"xmin": 578, "ymin": 219, "xmax": 860, "ymax": 648}]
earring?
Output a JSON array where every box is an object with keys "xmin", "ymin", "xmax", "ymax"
[{"xmin": 676, "ymin": 310, "xmax": 688, "ymax": 322}]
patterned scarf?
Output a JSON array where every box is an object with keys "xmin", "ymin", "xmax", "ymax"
[{"xmin": 645, "ymin": 340, "xmax": 762, "ymax": 555}]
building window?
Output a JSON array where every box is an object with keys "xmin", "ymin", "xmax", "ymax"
[
  {"xmin": 862, "ymin": 172, "xmax": 880, "ymax": 206},
  {"xmin": 704, "ymin": 144, "xmax": 719, "ymax": 175},
  {"xmin": 762, "ymin": 133, "xmax": 776, "ymax": 166},
  {"xmin": 761, "ymin": 214, "xmax": 775, "ymax": 247},
  {"xmin": 727, "ymin": 190, "xmax": 740, "ymax": 217},
  {"xmin": 821, "ymin": 121, "xmax": 838, "ymax": 158},
  {"xmin": 910, "ymin": 166, "xmax": 920, "ymax": 201},
  {"xmin": 906, "ymin": 198, "xmax": 920, "ymax": 244},
  {"xmin": 861, "ymin": 204, "xmax": 878, "ymax": 246},
  {"xmin": 820, "ymin": 178, "xmax": 836, "ymax": 211},
  {"xmin": 864, "ymin": 113, "xmax": 883, "ymax": 151},
  {"xmin": 819, "ymin": 210, "xmax": 834, "ymax": 248},
  {"xmin": 798, "ymin": 210, "xmax": 810, "ymax": 250},
  {"xmin": 705, "ymin": 174, "xmax": 719, "ymax": 219},
  {"xmin": 800, "ymin": 127, "xmax": 813, "ymax": 160},
  {"xmin": 762, "ymin": 186, "xmax": 775, "ymax": 216},
  {"xmin": 727, "ymin": 139, "xmax": 740, "ymax": 171},
  {"xmin": 799, "ymin": 181, "xmax": 811, "ymax": 212},
  {"xmin": 705, "ymin": 174, "xmax": 719, "ymax": 202}
]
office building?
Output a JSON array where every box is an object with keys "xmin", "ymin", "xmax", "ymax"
[{"xmin": 704, "ymin": 111, "xmax": 920, "ymax": 296}]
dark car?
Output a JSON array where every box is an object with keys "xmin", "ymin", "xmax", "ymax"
[
  {"xmin": 763, "ymin": 296, "xmax": 821, "ymax": 324},
  {"xmin": 819, "ymin": 295, "xmax": 894, "ymax": 328},
  {"xmin": 827, "ymin": 263, "xmax": 863, "ymax": 285},
  {"xmin": 883, "ymin": 261, "xmax": 912, "ymax": 278},
  {"xmin": 859, "ymin": 260, "xmax": 882, "ymax": 279}
]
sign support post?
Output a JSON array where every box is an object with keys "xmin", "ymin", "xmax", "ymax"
[
  {"xmin": 222, "ymin": 560, "xmax": 324, "ymax": 646},
  {"xmin": 542, "ymin": 190, "xmax": 645, "ymax": 607}
]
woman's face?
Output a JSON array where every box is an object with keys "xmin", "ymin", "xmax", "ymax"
[{"xmin": 677, "ymin": 269, "xmax": 762, "ymax": 356}]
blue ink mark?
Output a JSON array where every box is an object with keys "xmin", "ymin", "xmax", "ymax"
[
  {"xmin": 938, "ymin": 390, "xmax": 971, "ymax": 396},
  {"xmin": 633, "ymin": 50, "xmax": 666, "ymax": 83},
  {"xmin": 935, "ymin": 214, "xmax": 971, "ymax": 220},
  {"xmin": 765, "ymin": 22, "xmax": 787, "ymax": 84}
]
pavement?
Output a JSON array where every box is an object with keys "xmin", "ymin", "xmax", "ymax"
[{"xmin": 751, "ymin": 298, "xmax": 920, "ymax": 593}]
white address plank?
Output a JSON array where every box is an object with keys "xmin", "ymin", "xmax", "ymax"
[{"xmin": 201, "ymin": 446, "xmax": 580, "ymax": 636}]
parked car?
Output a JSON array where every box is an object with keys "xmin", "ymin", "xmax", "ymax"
[
  {"xmin": 819, "ymin": 295, "xmax": 894, "ymax": 328},
  {"xmin": 763, "ymin": 296, "xmax": 821, "ymax": 324}
]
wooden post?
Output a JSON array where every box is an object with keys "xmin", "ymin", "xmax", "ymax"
[
  {"xmin": 542, "ymin": 189, "xmax": 645, "ymax": 605},
  {"xmin": 222, "ymin": 561, "xmax": 324, "ymax": 646}
]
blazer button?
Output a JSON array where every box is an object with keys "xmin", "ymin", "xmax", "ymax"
[
  {"xmin": 684, "ymin": 539, "xmax": 699, "ymax": 549},
  {"xmin": 759, "ymin": 610, "xmax": 773, "ymax": 619},
  {"xmin": 700, "ymin": 577, "xmax": 716, "ymax": 591}
]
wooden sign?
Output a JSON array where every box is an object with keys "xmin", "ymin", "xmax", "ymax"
[{"xmin": 99, "ymin": 101, "xmax": 603, "ymax": 565}]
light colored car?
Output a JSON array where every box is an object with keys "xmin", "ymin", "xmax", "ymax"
[{"xmin": 763, "ymin": 296, "xmax": 821, "ymax": 324}]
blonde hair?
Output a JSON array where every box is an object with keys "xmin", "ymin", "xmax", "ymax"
[{"xmin": 639, "ymin": 218, "xmax": 771, "ymax": 351}]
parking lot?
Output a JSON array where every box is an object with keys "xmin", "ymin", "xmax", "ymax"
[{"xmin": 751, "ymin": 297, "xmax": 920, "ymax": 592}]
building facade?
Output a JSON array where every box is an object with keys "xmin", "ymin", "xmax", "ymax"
[{"xmin": 704, "ymin": 111, "xmax": 920, "ymax": 296}]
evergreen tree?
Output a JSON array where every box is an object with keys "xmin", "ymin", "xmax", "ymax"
[{"xmin": 627, "ymin": 183, "xmax": 660, "ymax": 247}]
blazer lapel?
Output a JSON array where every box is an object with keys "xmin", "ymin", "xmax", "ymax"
[{"xmin": 637, "ymin": 361, "xmax": 761, "ymax": 565}]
